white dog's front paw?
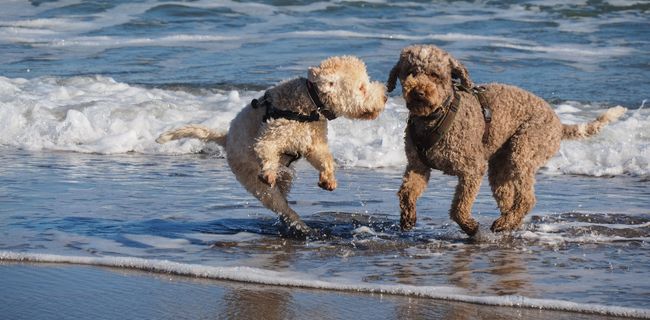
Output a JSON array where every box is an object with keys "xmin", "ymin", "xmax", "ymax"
[
  {"xmin": 258, "ymin": 170, "xmax": 277, "ymax": 187},
  {"xmin": 318, "ymin": 172, "xmax": 337, "ymax": 191}
]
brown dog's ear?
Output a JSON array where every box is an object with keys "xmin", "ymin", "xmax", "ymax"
[
  {"xmin": 386, "ymin": 59, "xmax": 402, "ymax": 93},
  {"xmin": 449, "ymin": 56, "xmax": 473, "ymax": 89}
]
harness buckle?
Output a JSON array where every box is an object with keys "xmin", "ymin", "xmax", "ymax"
[
  {"xmin": 472, "ymin": 85, "xmax": 487, "ymax": 95},
  {"xmin": 452, "ymin": 79, "xmax": 469, "ymax": 93},
  {"xmin": 482, "ymin": 106, "xmax": 492, "ymax": 123}
]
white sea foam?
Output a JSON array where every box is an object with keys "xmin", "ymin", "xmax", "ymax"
[
  {"xmin": 1, "ymin": 76, "xmax": 648, "ymax": 176},
  {"xmin": 287, "ymin": 30, "xmax": 527, "ymax": 45},
  {"xmin": 123, "ymin": 235, "xmax": 192, "ymax": 249},
  {"xmin": 497, "ymin": 43, "xmax": 634, "ymax": 61},
  {"xmin": 521, "ymin": 223, "xmax": 650, "ymax": 245},
  {"xmin": 604, "ymin": 0, "xmax": 648, "ymax": 6},
  {"xmin": 44, "ymin": 35, "xmax": 241, "ymax": 48},
  {"xmin": 1, "ymin": 251, "xmax": 648, "ymax": 318},
  {"xmin": 547, "ymin": 101, "xmax": 650, "ymax": 177},
  {"xmin": 521, "ymin": 230, "xmax": 650, "ymax": 246},
  {"xmin": 0, "ymin": 75, "xmax": 243, "ymax": 154}
]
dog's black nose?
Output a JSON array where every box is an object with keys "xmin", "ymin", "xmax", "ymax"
[{"xmin": 411, "ymin": 90, "xmax": 426, "ymax": 100}]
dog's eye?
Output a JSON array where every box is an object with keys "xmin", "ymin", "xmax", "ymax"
[{"xmin": 328, "ymin": 81, "xmax": 334, "ymax": 87}]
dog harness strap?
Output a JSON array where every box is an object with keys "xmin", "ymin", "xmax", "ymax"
[
  {"xmin": 409, "ymin": 84, "xmax": 493, "ymax": 165},
  {"xmin": 284, "ymin": 152, "xmax": 302, "ymax": 166},
  {"xmin": 408, "ymin": 90, "xmax": 460, "ymax": 167},
  {"xmin": 454, "ymin": 83, "xmax": 492, "ymax": 144},
  {"xmin": 251, "ymin": 91, "xmax": 322, "ymax": 123},
  {"xmin": 266, "ymin": 108, "xmax": 321, "ymax": 122},
  {"xmin": 471, "ymin": 86, "xmax": 492, "ymax": 144},
  {"xmin": 408, "ymin": 121, "xmax": 435, "ymax": 168},
  {"xmin": 432, "ymin": 90, "xmax": 460, "ymax": 143},
  {"xmin": 306, "ymin": 79, "xmax": 338, "ymax": 120}
]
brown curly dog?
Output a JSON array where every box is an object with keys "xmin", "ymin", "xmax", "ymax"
[
  {"xmin": 157, "ymin": 56, "xmax": 387, "ymax": 238},
  {"xmin": 387, "ymin": 44, "xmax": 626, "ymax": 236}
]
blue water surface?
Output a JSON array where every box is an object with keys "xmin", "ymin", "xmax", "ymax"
[{"xmin": 0, "ymin": 0, "xmax": 649, "ymax": 316}]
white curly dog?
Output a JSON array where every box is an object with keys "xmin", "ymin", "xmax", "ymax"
[{"xmin": 157, "ymin": 56, "xmax": 387, "ymax": 238}]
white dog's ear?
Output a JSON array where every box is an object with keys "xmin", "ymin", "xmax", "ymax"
[
  {"xmin": 309, "ymin": 67, "xmax": 338, "ymax": 93},
  {"xmin": 308, "ymin": 67, "xmax": 321, "ymax": 82}
]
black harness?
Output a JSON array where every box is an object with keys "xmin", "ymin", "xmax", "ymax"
[
  {"xmin": 409, "ymin": 82, "xmax": 493, "ymax": 167},
  {"xmin": 306, "ymin": 79, "xmax": 338, "ymax": 121},
  {"xmin": 251, "ymin": 78, "xmax": 338, "ymax": 123},
  {"xmin": 250, "ymin": 78, "xmax": 338, "ymax": 167}
]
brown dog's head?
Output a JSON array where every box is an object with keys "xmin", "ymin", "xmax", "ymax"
[
  {"xmin": 386, "ymin": 45, "xmax": 473, "ymax": 116},
  {"xmin": 308, "ymin": 56, "xmax": 387, "ymax": 120}
]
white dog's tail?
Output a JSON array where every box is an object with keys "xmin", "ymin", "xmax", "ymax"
[
  {"xmin": 561, "ymin": 106, "xmax": 626, "ymax": 140},
  {"xmin": 156, "ymin": 124, "xmax": 227, "ymax": 147}
]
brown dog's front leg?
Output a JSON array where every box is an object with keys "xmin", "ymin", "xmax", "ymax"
[
  {"xmin": 449, "ymin": 174, "xmax": 483, "ymax": 236},
  {"xmin": 305, "ymin": 141, "xmax": 337, "ymax": 191},
  {"xmin": 398, "ymin": 131, "xmax": 431, "ymax": 231},
  {"xmin": 398, "ymin": 163, "xmax": 431, "ymax": 230}
]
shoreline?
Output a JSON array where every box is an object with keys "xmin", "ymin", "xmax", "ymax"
[{"xmin": 1, "ymin": 252, "xmax": 647, "ymax": 320}]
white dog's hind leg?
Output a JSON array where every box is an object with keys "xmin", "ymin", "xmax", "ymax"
[
  {"xmin": 229, "ymin": 155, "xmax": 311, "ymax": 238},
  {"xmin": 259, "ymin": 188, "xmax": 311, "ymax": 237}
]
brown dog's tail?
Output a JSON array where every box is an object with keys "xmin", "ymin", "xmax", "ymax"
[
  {"xmin": 156, "ymin": 124, "xmax": 227, "ymax": 147},
  {"xmin": 561, "ymin": 106, "xmax": 626, "ymax": 140}
]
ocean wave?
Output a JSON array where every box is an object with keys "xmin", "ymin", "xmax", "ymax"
[
  {"xmin": 0, "ymin": 0, "xmax": 640, "ymax": 64},
  {"xmin": 286, "ymin": 30, "xmax": 529, "ymax": 44},
  {"xmin": 0, "ymin": 75, "xmax": 647, "ymax": 176},
  {"xmin": 521, "ymin": 212, "xmax": 650, "ymax": 245},
  {"xmin": 1, "ymin": 251, "xmax": 647, "ymax": 318},
  {"xmin": 546, "ymin": 100, "xmax": 650, "ymax": 177}
]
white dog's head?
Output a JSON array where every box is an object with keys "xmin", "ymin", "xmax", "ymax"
[{"xmin": 308, "ymin": 56, "xmax": 387, "ymax": 120}]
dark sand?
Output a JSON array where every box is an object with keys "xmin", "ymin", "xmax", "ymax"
[{"xmin": 0, "ymin": 263, "xmax": 632, "ymax": 320}]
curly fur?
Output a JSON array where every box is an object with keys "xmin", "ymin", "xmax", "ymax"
[
  {"xmin": 389, "ymin": 44, "xmax": 626, "ymax": 235},
  {"xmin": 158, "ymin": 56, "xmax": 386, "ymax": 238}
]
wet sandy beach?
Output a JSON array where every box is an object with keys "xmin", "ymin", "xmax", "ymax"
[{"xmin": 1, "ymin": 262, "xmax": 636, "ymax": 320}]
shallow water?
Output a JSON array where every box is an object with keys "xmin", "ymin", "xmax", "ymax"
[
  {"xmin": 0, "ymin": 0, "xmax": 649, "ymax": 317},
  {"xmin": 1, "ymin": 149, "xmax": 649, "ymax": 315}
]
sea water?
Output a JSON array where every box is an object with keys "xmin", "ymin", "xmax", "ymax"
[{"xmin": 0, "ymin": 1, "xmax": 648, "ymax": 318}]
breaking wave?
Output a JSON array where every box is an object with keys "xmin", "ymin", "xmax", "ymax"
[{"xmin": 1, "ymin": 76, "xmax": 647, "ymax": 176}]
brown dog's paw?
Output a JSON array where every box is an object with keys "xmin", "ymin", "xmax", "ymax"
[
  {"xmin": 258, "ymin": 171, "xmax": 277, "ymax": 187},
  {"xmin": 400, "ymin": 214, "xmax": 416, "ymax": 231},
  {"xmin": 459, "ymin": 220, "xmax": 480, "ymax": 236},
  {"xmin": 318, "ymin": 172, "xmax": 337, "ymax": 191},
  {"xmin": 490, "ymin": 217, "xmax": 518, "ymax": 233}
]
